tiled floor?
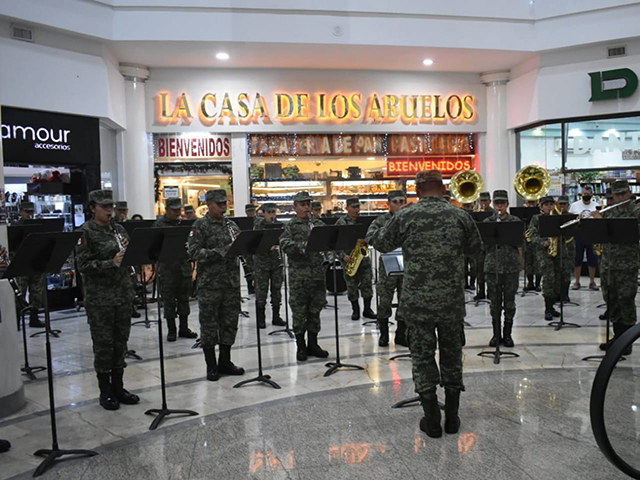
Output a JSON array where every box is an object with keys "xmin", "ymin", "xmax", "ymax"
[{"xmin": 1, "ymin": 277, "xmax": 638, "ymax": 479}]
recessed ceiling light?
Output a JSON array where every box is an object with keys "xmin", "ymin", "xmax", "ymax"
[
  {"xmin": 216, "ymin": 52, "xmax": 230, "ymax": 60},
  {"xmin": 423, "ymin": 59, "xmax": 434, "ymax": 66}
]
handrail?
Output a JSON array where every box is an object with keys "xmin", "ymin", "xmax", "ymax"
[{"xmin": 590, "ymin": 322, "xmax": 640, "ymax": 479}]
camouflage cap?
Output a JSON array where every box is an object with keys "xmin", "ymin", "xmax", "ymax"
[
  {"xmin": 245, "ymin": 203, "xmax": 257, "ymax": 211},
  {"xmin": 165, "ymin": 198, "xmax": 183, "ymax": 210},
  {"xmin": 388, "ymin": 189, "xmax": 406, "ymax": 201},
  {"xmin": 346, "ymin": 197, "xmax": 360, "ymax": 207},
  {"xmin": 89, "ymin": 190, "xmax": 115, "ymax": 206},
  {"xmin": 205, "ymin": 189, "xmax": 228, "ymax": 203},
  {"xmin": 479, "ymin": 191, "xmax": 491, "ymax": 200},
  {"xmin": 605, "ymin": 188, "xmax": 613, "ymax": 200},
  {"xmin": 557, "ymin": 195, "xmax": 570, "ymax": 204},
  {"xmin": 115, "ymin": 201, "xmax": 128, "ymax": 210},
  {"xmin": 19, "ymin": 201, "xmax": 35, "ymax": 211},
  {"xmin": 492, "ymin": 190, "xmax": 509, "ymax": 202},
  {"xmin": 183, "ymin": 205, "xmax": 195, "ymax": 213},
  {"xmin": 612, "ymin": 179, "xmax": 630, "ymax": 194},
  {"xmin": 311, "ymin": 201, "xmax": 322, "ymax": 210},
  {"xmin": 262, "ymin": 202, "xmax": 277, "ymax": 212},
  {"xmin": 292, "ymin": 191, "xmax": 312, "ymax": 203},
  {"xmin": 415, "ymin": 170, "xmax": 443, "ymax": 184},
  {"xmin": 540, "ymin": 195, "xmax": 555, "ymax": 205}
]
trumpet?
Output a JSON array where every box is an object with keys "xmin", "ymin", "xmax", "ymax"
[
  {"xmin": 223, "ymin": 215, "xmax": 253, "ymax": 279},
  {"xmin": 560, "ymin": 199, "xmax": 632, "ymax": 229}
]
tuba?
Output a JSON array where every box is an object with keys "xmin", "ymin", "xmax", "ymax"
[
  {"xmin": 450, "ymin": 170, "xmax": 485, "ymax": 204},
  {"xmin": 345, "ymin": 239, "xmax": 369, "ymax": 277},
  {"xmin": 515, "ymin": 166, "xmax": 551, "ymax": 244}
]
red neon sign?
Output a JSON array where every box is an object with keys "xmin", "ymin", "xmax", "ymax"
[{"xmin": 387, "ymin": 157, "xmax": 473, "ymax": 176}]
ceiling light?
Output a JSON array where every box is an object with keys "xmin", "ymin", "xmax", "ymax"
[
  {"xmin": 216, "ymin": 52, "xmax": 230, "ymax": 60},
  {"xmin": 423, "ymin": 59, "xmax": 434, "ymax": 66}
]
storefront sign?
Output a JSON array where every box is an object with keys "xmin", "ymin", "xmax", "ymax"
[
  {"xmin": 154, "ymin": 133, "xmax": 231, "ymax": 159},
  {"xmin": 1, "ymin": 107, "xmax": 100, "ymax": 166},
  {"xmin": 589, "ymin": 68, "xmax": 638, "ymax": 102},
  {"xmin": 387, "ymin": 134, "xmax": 474, "ymax": 155},
  {"xmin": 386, "ymin": 158, "xmax": 473, "ymax": 176},
  {"xmin": 156, "ymin": 91, "xmax": 476, "ymax": 127}
]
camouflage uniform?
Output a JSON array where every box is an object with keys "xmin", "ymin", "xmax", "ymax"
[
  {"xmin": 335, "ymin": 214, "xmax": 373, "ymax": 301},
  {"xmin": 244, "ymin": 204, "xmax": 257, "ymax": 294},
  {"xmin": 253, "ymin": 215, "xmax": 284, "ymax": 323},
  {"xmin": 12, "ymin": 215, "xmax": 45, "ymax": 323}
]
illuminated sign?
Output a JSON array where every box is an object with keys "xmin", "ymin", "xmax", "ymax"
[
  {"xmin": 155, "ymin": 91, "xmax": 476, "ymax": 127},
  {"xmin": 154, "ymin": 133, "xmax": 231, "ymax": 159},
  {"xmin": 589, "ymin": 68, "xmax": 638, "ymax": 102},
  {"xmin": 388, "ymin": 133, "xmax": 474, "ymax": 155},
  {"xmin": 387, "ymin": 158, "xmax": 473, "ymax": 176}
]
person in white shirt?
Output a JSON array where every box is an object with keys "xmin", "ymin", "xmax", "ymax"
[{"xmin": 569, "ymin": 185, "xmax": 599, "ymax": 291}]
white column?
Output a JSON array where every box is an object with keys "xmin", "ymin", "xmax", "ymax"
[
  {"xmin": 231, "ymin": 134, "xmax": 250, "ymax": 216},
  {"xmin": 119, "ymin": 64, "xmax": 154, "ymax": 219},
  {"xmin": 480, "ymin": 71, "xmax": 513, "ymax": 203}
]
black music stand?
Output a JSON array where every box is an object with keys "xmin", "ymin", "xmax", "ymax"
[
  {"xmin": 230, "ymin": 229, "xmax": 281, "ymax": 389},
  {"xmin": 539, "ymin": 214, "xmax": 580, "ymax": 331},
  {"xmin": 382, "ymin": 250, "xmax": 408, "ymax": 360},
  {"xmin": 465, "ymin": 212, "xmax": 492, "ymax": 308},
  {"xmin": 579, "ymin": 218, "xmax": 637, "ymax": 362},
  {"xmin": 307, "ymin": 224, "xmax": 365, "ymax": 377},
  {"xmin": 3, "ymin": 232, "xmax": 98, "ymax": 477},
  {"xmin": 510, "ymin": 207, "xmax": 541, "ymax": 297},
  {"xmin": 476, "ymin": 221, "xmax": 523, "ymax": 365},
  {"xmin": 122, "ymin": 227, "xmax": 199, "ymax": 430}
]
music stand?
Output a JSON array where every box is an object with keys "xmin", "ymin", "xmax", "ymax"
[
  {"xmin": 465, "ymin": 214, "xmax": 491, "ymax": 308},
  {"xmin": 229, "ymin": 229, "xmax": 281, "ymax": 389},
  {"xmin": 476, "ymin": 221, "xmax": 523, "ymax": 364},
  {"xmin": 3, "ymin": 232, "xmax": 98, "ymax": 477},
  {"xmin": 320, "ymin": 217, "xmax": 340, "ymax": 225},
  {"xmin": 539, "ymin": 214, "xmax": 580, "ymax": 331},
  {"xmin": 510, "ymin": 207, "xmax": 541, "ymax": 297},
  {"xmin": 122, "ymin": 227, "xmax": 199, "ymax": 430},
  {"xmin": 380, "ymin": 250, "xmax": 408, "ymax": 360},
  {"xmin": 307, "ymin": 224, "xmax": 365, "ymax": 377},
  {"xmin": 579, "ymin": 218, "xmax": 637, "ymax": 362}
]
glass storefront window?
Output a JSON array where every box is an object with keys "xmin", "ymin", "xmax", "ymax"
[
  {"xmin": 156, "ymin": 171, "xmax": 233, "ymax": 217},
  {"xmin": 517, "ymin": 123, "xmax": 563, "ymax": 173}
]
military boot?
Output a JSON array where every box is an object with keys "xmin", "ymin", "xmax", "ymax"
[
  {"xmin": 419, "ymin": 388, "xmax": 442, "ymax": 438},
  {"xmin": 534, "ymin": 275, "xmax": 542, "ymax": 292},
  {"xmin": 295, "ymin": 334, "xmax": 307, "ymax": 362},
  {"xmin": 395, "ymin": 320, "xmax": 408, "ymax": 347},
  {"xmin": 502, "ymin": 321, "xmax": 514, "ymax": 348},
  {"xmin": 97, "ymin": 372, "xmax": 119, "ymax": 411},
  {"xmin": 599, "ymin": 309, "xmax": 609, "ymax": 321},
  {"xmin": 473, "ymin": 281, "xmax": 486, "ymax": 301},
  {"xmin": 350, "ymin": 301, "xmax": 360, "ymax": 321},
  {"xmin": 600, "ymin": 322, "xmax": 621, "ymax": 352},
  {"xmin": 544, "ymin": 298, "xmax": 555, "ymax": 321},
  {"xmin": 489, "ymin": 319, "xmax": 501, "ymax": 347},
  {"xmin": 257, "ymin": 307, "xmax": 266, "ymax": 329},
  {"xmin": 525, "ymin": 274, "xmax": 535, "ymax": 291},
  {"xmin": 378, "ymin": 319, "xmax": 390, "ymax": 347},
  {"xmin": 111, "ymin": 368, "xmax": 140, "ymax": 405},
  {"xmin": 469, "ymin": 275, "xmax": 476, "ymax": 290},
  {"xmin": 272, "ymin": 306, "xmax": 286, "ymax": 326},
  {"xmin": 218, "ymin": 344, "xmax": 245, "ymax": 376},
  {"xmin": 203, "ymin": 347, "xmax": 219, "ymax": 381},
  {"xmin": 444, "ymin": 388, "xmax": 461, "ymax": 434},
  {"xmin": 166, "ymin": 318, "xmax": 177, "ymax": 342},
  {"xmin": 178, "ymin": 316, "xmax": 198, "ymax": 339},
  {"xmin": 29, "ymin": 309, "xmax": 45, "ymax": 328},
  {"xmin": 362, "ymin": 297, "xmax": 376, "ymax": 319},
  {"xmin": 307, "ymin": 332, "xmax": 329, "ymax": 358}
]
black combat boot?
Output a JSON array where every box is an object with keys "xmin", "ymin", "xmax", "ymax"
[
  {"xmin": 395, "ymin": 320, "xmax": 408, "ymax": 347},
  {"xmin": 599, "ymin": 309, "xmax": 609, "ymax": 321},
  {"xmin": 362, "ymin": 297, "xmax": 376, "ymax": 319},
  {"xmin": 97, "ymin": 372, "xmax": 120, "ymax": 411},
  {"xmin": 473, "ymin": 281, "xmax": 486, "ymax": 301},
  {"xmin": 534, "ymin": 275, "xmax": 542, "ymax": 292},
  {"xmin": 419, "ymin": 388, "xmax": 442, "ymax": 438},
  {"xmin": 378, "ymin": 319, "xmax": 389, "ymax": 347},
  {"xmin": 544, "ymin": 298, "xmax": 555, "ymax": 321},
  {"xmin": 489, "ymin": 319, "xmax": 501, "ymax": 347},
  {"xmin": 444, "ymin": 388, "xmax": 461, "ymax": 434},
  {"xmin": 111, "ymin": 368, "xmax": 140, "ymax": 405},
  {"xmin": 166, "ymin": 318, "xmax": 177, "ymax": 342},
  {"xmin": 502, "ymin": 322, "xmax": 514, "ymax": 348},
  {"xmin": 131, "ymin": 305, "xmax": 141, "ymax": 318},
  {"xmin": 600, "ymin": 322, "xmax": 622, "ymax": 352},
  {"xmin": 257, "ymin": 307, "xmax": 266, "ymax": 329},
  {"xmin": 525, "ymin": 274, "xmax": 535, "ymax": 291},
  {"xmin": 469, "ymin": 276, "xmax": 476, "ymax": 290},
  {"xmin": 178, "ymin": 316, "xmax": 198, "ymax": 338},
  {"xmin": 272, "ymin": 306, "xmax": 286, "ymax": 326},
  {"xmin": 203, "ymin": 347, "xmax": 219, "ymax": 381},
  {"xmin": 350, "ymin": 301, "xmax": 360, "ymax": 321},
  {"xmin": 296, "ymin": 334, "xmax": 307, "ymax": 362},
  {"xmin": 29, "ymin": 309, "xmax": 45, "ymax": 328},
  {"xmin": 218, "ymin": 344, "xmax": 245, "ymax": 376},
  {"xmin": 307, "ymin": 332, "xmax": 329, "ymax": 358}
]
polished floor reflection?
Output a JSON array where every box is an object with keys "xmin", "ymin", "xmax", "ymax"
[{"xmin": 0, "ymin": 283, "xmax": 637, "ymax": 479}]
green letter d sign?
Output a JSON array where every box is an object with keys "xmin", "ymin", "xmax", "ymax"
[{"xmin": 589, "ymin": 68, "xmax": 638, "ymax": 101}]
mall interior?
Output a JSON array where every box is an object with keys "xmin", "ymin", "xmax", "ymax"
[{"xmin": 1, "ymin": 1, "xmax": 640, "ymax": 479}]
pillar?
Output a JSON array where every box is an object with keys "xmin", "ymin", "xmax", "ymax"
[
  {"xmin": 119, "ymin": 64, "xmax": 154, "ymax": 219},
  {"xmin": 231, "ymin": 134, "xmax": 250, "ymax": 215},
  {"xmin": 480, "ymin": 71, "xmax": 513, "ymax": 203}
]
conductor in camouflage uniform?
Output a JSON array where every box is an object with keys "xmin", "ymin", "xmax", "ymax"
[
  {"xmin": 336, "ymin": 197, "xmax": 376, "ymax": 321},
  {"xmin": 279, "ymin": 191, "xmax": 329, "ymax": 362},
  {"xmin": 13, "ymin": 202, "xmax": 45, "ymax": 328},
  {"xmin": 371, "ymin": 170, "xmax": 482, "ymax": 439},
  {"xmin": 595, "ymin": 179, "xmax": 640, "ymax": 355},
  {"xmin": 483, "ymin": 190, "xmax": 522, "ymax": 348},
  {"xmin": 152, "ymin": 197, "xmax": 197, "ymax": 342},
  {"xmin": 76, "ymin": 190, "xmax": 140, "ymax": 411},
  {"xmin": 253, "ymin": 203, "xmax": 286, "ymax": 328},
  {"xmin": 365, "ymin": 190, "xmax": 407, "ymax": 348},
  {"xmin": 188, "ymin": 189, "xmax": 245, "ymax": 381}
]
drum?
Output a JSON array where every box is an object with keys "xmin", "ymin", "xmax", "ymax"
[{"xmin": 325, "ymin": 260, "xmax": 347, "ymax": 294}]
